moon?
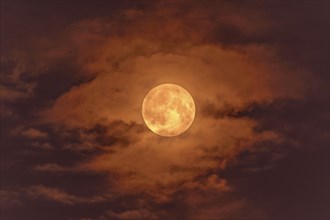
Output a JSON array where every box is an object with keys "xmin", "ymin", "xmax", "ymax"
[{"xmin": 142, "ymin": 83, "xmax": 195, "ymax": 137}]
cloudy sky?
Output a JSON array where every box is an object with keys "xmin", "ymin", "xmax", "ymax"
[{"xmin": 1, "ymin": 1, "xmax": 329, "ymax": 220}]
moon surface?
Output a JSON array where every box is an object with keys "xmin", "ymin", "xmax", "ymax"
[{"xmin": 142, "ymin": 84, "xmax": 195, "ymax": 137}]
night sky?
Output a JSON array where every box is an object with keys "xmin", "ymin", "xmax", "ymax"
[{"xmin": 1, "ymin": 1, "xmax": 329, "ymax": 220}]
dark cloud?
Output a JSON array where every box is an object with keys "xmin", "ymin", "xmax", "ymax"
[{"xmin": 1, "ymin": 1, "xmax": 329, "ymax": 220}]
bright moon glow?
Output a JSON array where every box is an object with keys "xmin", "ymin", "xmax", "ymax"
[{"xmin": 142, "ymin": 84, "xmax": 195, "ymax": 137}]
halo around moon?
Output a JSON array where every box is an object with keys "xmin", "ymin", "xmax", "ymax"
[{"xmin": 142, "ymin": 83, "xmax": 195, "ymax": 137}]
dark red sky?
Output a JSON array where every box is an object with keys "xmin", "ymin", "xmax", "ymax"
[{"xmin": 1, "ymin": 1, "xmax": 329, "ymax": 220}]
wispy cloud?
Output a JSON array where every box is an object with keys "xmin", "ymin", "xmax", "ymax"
[
  {"xmin": 99, "ymin": 209, "xmax": 158, "ymax": 220},
  {"xmin": 1, "ymin": 1, "xmax": 327, "ymax": 220},
  {"xmin": 25, "ymin": 185, "xmax": 107, "ymax": 205},
  {"xmin": 0, "ymin": 190, "xmax": 22, "ymax": 208},
  {"xmin": 28, "ymin": 6, "xmax": 307, "ymax": 219},
  {"xmin": 33, "ymin": 163, "xmax": 75, "ymax": 172},
  {"xmin": 22, "ymin": 128, "xmax": 48, "ymax": 139}
]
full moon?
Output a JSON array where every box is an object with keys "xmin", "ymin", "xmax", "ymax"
[{"xmin": 142, "ymin": 83, "xmax": 195, "ymax": 137}]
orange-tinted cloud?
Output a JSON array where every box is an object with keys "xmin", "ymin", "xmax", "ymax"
[
  {"xmin": 31, "ymin": 3, "xmax": 306, "ymax": 204},
  {"xmin": 99, "ymin": 209, "xmax": 158, "ymax": 220},
  {"xmin": 1, "ymin": 1, "xmax": 328, "ymax": 220},
  {"xmin": 21, "ymin": 128, "xmax": 48, "ymax": 139},
  {"xmin": 0, "ymin": 190, "xmax": 22, "ymax": 208},
  {"xmin": 25, "ymin": 185, "xmax": 106, "ymax": 205},
  {"xmin": 33, "ymin": 163, "xmax": 73, "ymax": 172}
]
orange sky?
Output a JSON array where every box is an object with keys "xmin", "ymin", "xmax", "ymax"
[{"xmin": 1, "ymin": 1, "xmax": 329, "ymax": 220}]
